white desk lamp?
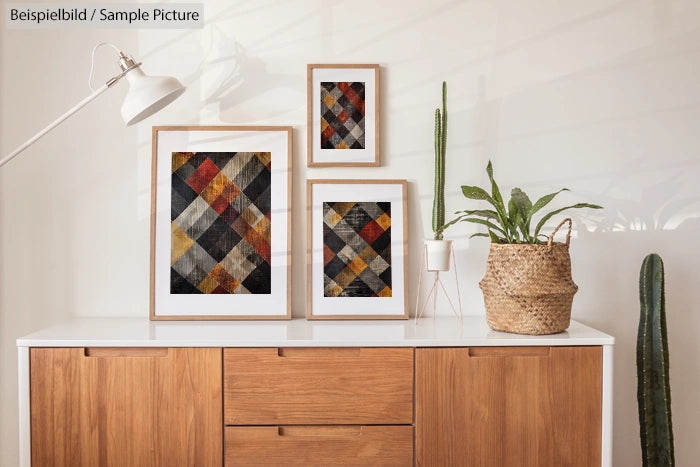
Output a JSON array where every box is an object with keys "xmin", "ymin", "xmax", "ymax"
[{"xmin": 0, "ymin": 42, "xmax": 186, "ymax": 168}]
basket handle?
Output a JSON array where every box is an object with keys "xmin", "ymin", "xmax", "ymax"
[{"xmin": 547, "ymin": 218, "xmax": 573, "ymax": 247}]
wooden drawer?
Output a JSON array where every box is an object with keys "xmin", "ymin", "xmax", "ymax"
[
  {"xmin": 224, "ymin": 347, "xmax": 413, "ymax": 425},
  {"xmin": 225, "ymin": 425, "xmax": 413, "ymax": 466}
]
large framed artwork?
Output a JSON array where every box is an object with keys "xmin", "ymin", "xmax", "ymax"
[
  {"xmin": 307, "ymin": 64, "xmax": 379, "ymax": 167},
  {"xmin": 150, "ymin": 126, "xmax": 291, "ymax": 320},
  {"xmin": 306, "ymin": 179, "xmax": 408, "ymax": 319}
]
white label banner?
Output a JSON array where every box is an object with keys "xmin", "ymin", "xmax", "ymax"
[{"xmin": 6, "ymin": 3, "xmax": 203, "ymax": 29}]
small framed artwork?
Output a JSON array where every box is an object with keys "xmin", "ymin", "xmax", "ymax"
[
  {"xmin": 150, "ymin": 126, "xmax": 292, "ymax": 320},
  {"xmin": 307, "ymin": 64, "xmax": 379, "ymax": 167},
  {"xmin": 307, "ymin": 179, "xmax": 408, "ymax": 319}
]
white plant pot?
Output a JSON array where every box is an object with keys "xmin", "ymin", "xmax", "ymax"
[{"xmin": 425, "ymin": 239, "xmax": 452, "ymax": 272}]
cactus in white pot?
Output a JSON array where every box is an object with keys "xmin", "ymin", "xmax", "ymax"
[{"xmin": 426, "ymin": 81, "xmax": 451, "ymax": 271}]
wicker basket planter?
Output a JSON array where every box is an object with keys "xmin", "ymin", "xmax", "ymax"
[{"xmin": 479, "ymin": 218, "xmax": 578, "ymax": 335}]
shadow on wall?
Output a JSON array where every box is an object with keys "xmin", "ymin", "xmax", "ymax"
[{"xmin": 186, "ymin": 26, "xmax": 300, "ymax": 122}]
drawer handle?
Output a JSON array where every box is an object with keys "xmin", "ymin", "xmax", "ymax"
[
  {"xmin": 84, "ymin": 347, "xmax": 169, "ymax": 358},
  {"xmin": 276, "ymin": 347, "xmax": 362, "ymax": 358},
  {"xmin": 468, "ymin": 347, "xmax": 550, "ymax": 358},
  {"xmin": 276, "ymin": 426, "xmax": 363, "ymax": 437}
]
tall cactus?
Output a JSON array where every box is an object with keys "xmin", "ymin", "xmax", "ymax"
[
  {"xmin": 637, "ymin": 253, "xmax": 674, "ymax": 466},
  {"xmin": 432, "ymin": 81, "xmax": 447, "ymax": 239}
]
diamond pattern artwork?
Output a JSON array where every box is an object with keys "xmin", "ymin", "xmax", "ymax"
[
  {"xmin": 323, "ymin": 201, "xmax": 392, "ymax": 297},
  {"xmin": 320, "ymin": 82, "xmax": 366, "ymax": 150},
  {"xmin": 170, "ymin": 152, "xmax": 272, "ymax": 295}
]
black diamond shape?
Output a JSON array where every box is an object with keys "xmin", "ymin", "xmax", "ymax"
[
  {"xmin": 349, "ymin": 141, "xmax": 364, "ymax": 149},
  {"xmin": 320, "ymin": 82, "xmax": 336, "ymax": 92},
  {"xmin": 171, "ymin": 173, "xmax": 198, "ymax": 219},
  {"xmin": 241, "ymin": 261, "xmax": 271, "ymax": 294},
  {"xmin": 322, "ymin": 108, "xmax": 337, "ymax": 123},
  {"xmin": 335, "ymin": 124, "xmax": 350, "ymax": 139},
  {"xmin": 343, "ymin": 204, "xmax": 372, "ymax": 233},
  {"xmin": 241, "ymin": 162, "xmax": 271, "ymax": 202},
  {"xmin": 379, "ymin": 267, "xmax": 392, "ymax": 290},
  {"xmin": 341, "ymin": 276, "xmax": 372, "ymax": 297},
  {"xmin": 171, "ymin": 190, "xmax": 189, "ymax": 222},
  {"xmin": 372, "ymin": 228, "xmax": 392, "ymax": 260},
  {"xmin": 251, "ymin": 185, "xmax": 271, "ymax": 217},
  {"xmin": 171, "ymin": 268, "xmax": 201, "ymax": 294},
  {"xmin": 203, "ymin": 152, "xmax": 235, "ymax": 170},
  {"xmin": 196, "ymin": 217, "xmax": 241, "ymax": 262},
  {"xmin": 324, "ymin": 255, "xmax": 346, "ymax": 279},
  {"xmin": 220, "ymin": 205, "xmax": 240, "ymax": 226},
  {"xmin": 336, "ymin": 93, "xmax": 350, "ymax": 109},
  {"xmin": 350, "ymin": 82, "xmax": 365, "ymax": 97},
  {"xmin": 323, "ymin": 226, "xmax": 346, "ymax": 254},
  {"xmin": 185, "ymin": 153, "xmax": 207, "ymax": 170},
  {"xmin": 351, "ymin": 107, "xmax": 365, "ymax": 123},
  {"xmin": 376, "ymin": 202, "xmax": 391, "ymax": 215}
]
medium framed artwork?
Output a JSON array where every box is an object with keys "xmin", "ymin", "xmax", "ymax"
[
  {"xmin": 307, "ymin": 64, "xmax": 379, "ymax": 167},
  {"xmin": 150, "ymin": 126, "xmax": 292, "ymax": 320},
  {"xmin": 306, "ymin": 179, "xmax": 408, "ymax": 319}
]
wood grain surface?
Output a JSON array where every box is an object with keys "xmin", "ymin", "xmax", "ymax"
[
  {"xmin": 415, "ymin": 346, "xmax": 602, "ymax": 467},
  {"xmin": 225, "ymin": 425, "xmax": 413, "ymax": 466},
  {"xmin": 224, "ymin": 347, "xmax": 414, "ymax": 425},
  {"xmin": 30, "ymin": 347, "xmax": 222, "ymax": 467}
]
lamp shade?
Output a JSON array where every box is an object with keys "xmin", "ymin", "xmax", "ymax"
[{"xmin": 120, "ymin": 67, "xmax": 186, "ymax": 125}]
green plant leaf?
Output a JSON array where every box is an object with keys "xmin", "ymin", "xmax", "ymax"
[
  {"xmin": 485, "ymin": 161, "xmax": 510, "ymax": 240},
  {"xmin": 511, "ymin": 188, "xmax": 534, "ymax": 242},
  {"xmin": 433, "ymin": 214, "xmax": 466, "ymax": 238},
  {"xmin": 488, "ymin": 230, "xmax": 504, "ymax": 243},
  {"xmin": 469, "ymin": 232, "xmax": 491, "ymax": 239},
  {"xmin": 507, "ymin": 197, "xmax": 518, "ymax": 223},
  {"xmin": 459, "ymin": 217, "xmax": 506, "ymax": 235},
  {"xmin": 507, "ymin": 198, "xmax": 522, "ymax": 242},
  {"xmin": 529, "ymin": 188, "xmax": 569, "ymax": 219},
  {"xmin": 533, "ymin": 203, "xmax": 604, "ymax": 238},
  {"xmin": 455, "ymin": 209, "xmax": 499, "ymax": 219},
  {"xmin": 461, "ymin": 185, "xmax": 496, "ymax": 203}
]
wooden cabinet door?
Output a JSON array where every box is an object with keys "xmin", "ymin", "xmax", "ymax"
[
  {"xmin": 416, "ymin": 346, "xmax": 602, "ymax": 467},
  {"xmin": 30, "ymin": 347, "xmax": 222, "ymax": 467}
]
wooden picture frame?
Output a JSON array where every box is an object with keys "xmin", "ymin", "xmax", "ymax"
[
  {"xmin": 306, "ymin": 179, "xmax": 408, "ymax": 319},
  {"xmin": 150, "ymin": 126, "xmax": 292, "ymax": 320},
  {"xmin": 307, "ymin": 64, "xmax": 380, "ymax": 167}
]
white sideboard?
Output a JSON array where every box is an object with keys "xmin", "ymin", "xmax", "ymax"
[{"xmin": 18, "ymin": 317, "xmax": 614, "ymax": 467}]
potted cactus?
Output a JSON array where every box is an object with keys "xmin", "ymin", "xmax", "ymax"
[{"xmin": 426, "ymin": 81, "xmax": 451, "ymax": 271}]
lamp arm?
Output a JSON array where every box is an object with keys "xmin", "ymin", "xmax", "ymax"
[{"xmin": 0, "ymin": 82, "xmax": 113, "ymax": 169}]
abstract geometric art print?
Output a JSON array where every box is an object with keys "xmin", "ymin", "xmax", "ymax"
[
  {"xmin": 151, "ymin": 126, "xmax": 291, "ymax": 320},
  {"xmin": 322, "ymin": 201, "xmax": 391, "ymax": 297},
  {"xmin": 307, "ymin": 65, "xmax": 379, "ymax": 167},
  {"xmin": 307, "ymin": 180, "xmax": 408, "ymax": 319},
  {"xmin": 170, "ymin": 151, "xmax": 271, "ymax": 295},
  {"xmin": 320, "ymin": 82, "xmax": 366, "ymax": 150}
]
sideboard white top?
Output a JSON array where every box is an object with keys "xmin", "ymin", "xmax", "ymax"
[{"xmin": 17, "ymin": 317, "xmax": 613, "ymax": 347}]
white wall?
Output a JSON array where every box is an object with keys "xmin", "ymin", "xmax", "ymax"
[{"xmin": 2, "ymin": 0, "xmax": 699, "ymax": 464}]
